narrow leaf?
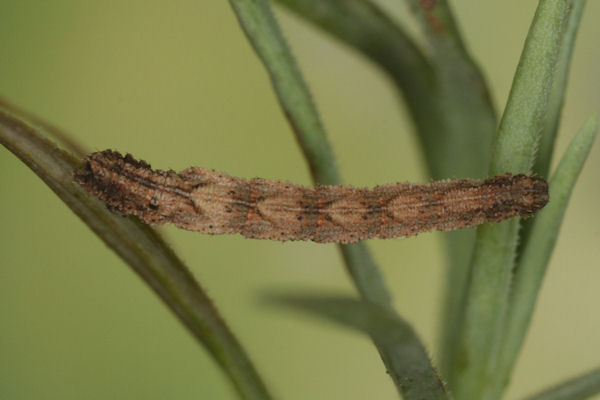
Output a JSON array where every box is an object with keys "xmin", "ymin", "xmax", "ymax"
[
  {"xmin": 229, "ymin": 0, "xmax": 338, "ymax": 185},
  {"xmin": 453, "ymin": 1, "xmax": 570, "ymax": 398},
  {"xmin": 0, "ymin": 106, "xmax": 273, "ymax": 400},
  {"xmin": 524, "ymin": 367, "xmax": 600, "ymax": 400},
  {"xmin": 490, "ymin": 115, "xmax": 598, "ymax": 399},
  {"xmin": 268, "ymin": 295, "xmax": 450, "ymax": 400}
]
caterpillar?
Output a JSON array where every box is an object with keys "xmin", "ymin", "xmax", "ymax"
[{"xmin": 74, "ymin": 150, "xmax": 548, "ymax": 243}]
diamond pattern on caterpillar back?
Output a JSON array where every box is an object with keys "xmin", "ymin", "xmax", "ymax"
[{"xmin": 74, "ymin": 150, "xmax": 549, "ymax": 243}]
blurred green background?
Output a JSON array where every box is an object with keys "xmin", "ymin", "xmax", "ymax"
[{"xmin": 1, "ymin": 1, "xmax": 599, "ymax": 399}]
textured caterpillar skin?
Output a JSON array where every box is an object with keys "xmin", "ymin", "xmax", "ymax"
[{"xmin": 74, "ymin": 150, "xmax": 549, "ymax": 244}]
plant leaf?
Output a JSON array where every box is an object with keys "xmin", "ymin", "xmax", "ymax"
[
  {"xmin": 273, "ymin": 0, "xmax": 444, "ymax": 177},
  {"xmin": 452, "ymin": 1, "xmax": 570, "ymax": 398},
  {"xmin": 0, "ymin": 106, "xmax": 273, "ymax": 400},
  {"xmin": 524, "ymin": 367, "xmax": 600, "ymax": 400},
  {"xmin": 229, "ymin": 0, "xmax": 338, "ymax": 185},
  {"xmin": 268, "ymin": 295, "xmax": 450, "ymax": 400},
  {"xmin": 489, "ymin": 114, "xmax": 598, "ymax": 399},
  {"xmin": 518, "ymin": 0, "xmax": 587, "ymax": 261}
]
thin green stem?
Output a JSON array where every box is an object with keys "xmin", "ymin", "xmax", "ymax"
[
  {"xmin": 403, "ymin": 0, "xmax": 468, "ymax": 53},
  {"xmin": 228, "ymin": 0, "xmax": 391, "ymax": 306},
  {"xmin": 0, "ymin": 106, "xmax": 273, "ymax": 400},
  {"xmin": 402, "ymin": 1, "xmax": 500, "ymax": 378},
  {"xmin": 452, "ymin": 1, "xmax": 569, "ymax": 399},
  {"xmin": 489, "ymin": 115, "xmax": 598, "ymax": 399}
]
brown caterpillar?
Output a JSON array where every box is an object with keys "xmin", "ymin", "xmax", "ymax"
[{"xmin": 74, "ymin": 150, "xmax": 549, "ymax": 243}]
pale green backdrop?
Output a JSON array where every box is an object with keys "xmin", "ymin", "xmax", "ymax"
[{"xmin": 1, "ymin": 1, "xmax": 599, "ymax": 399}]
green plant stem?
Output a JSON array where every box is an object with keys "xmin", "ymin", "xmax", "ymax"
[
  {"xmin": 488, "ymin": 115, "xmax": 598, "ymax": 399},
  {"xmin": 452, "ymin": 1, "xmax": 569, "ymax": 399},
  {"xmin": 524, "ymin": 367, "xmax": 600, "ymax": 400},
  {"xmin": 228, "ymin": 0, "xmax": 338, "ymax": 185},
  {"xmin": 0, "ymin": 107, "xmax": 273, "ymax": 400},
  {"xmin": 339, "ymin": 241, "xmax": 393, "ymax": 306},
  {"xmin": 228, "ymin": 0, "xmax": 391, "ymax": 306}
]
